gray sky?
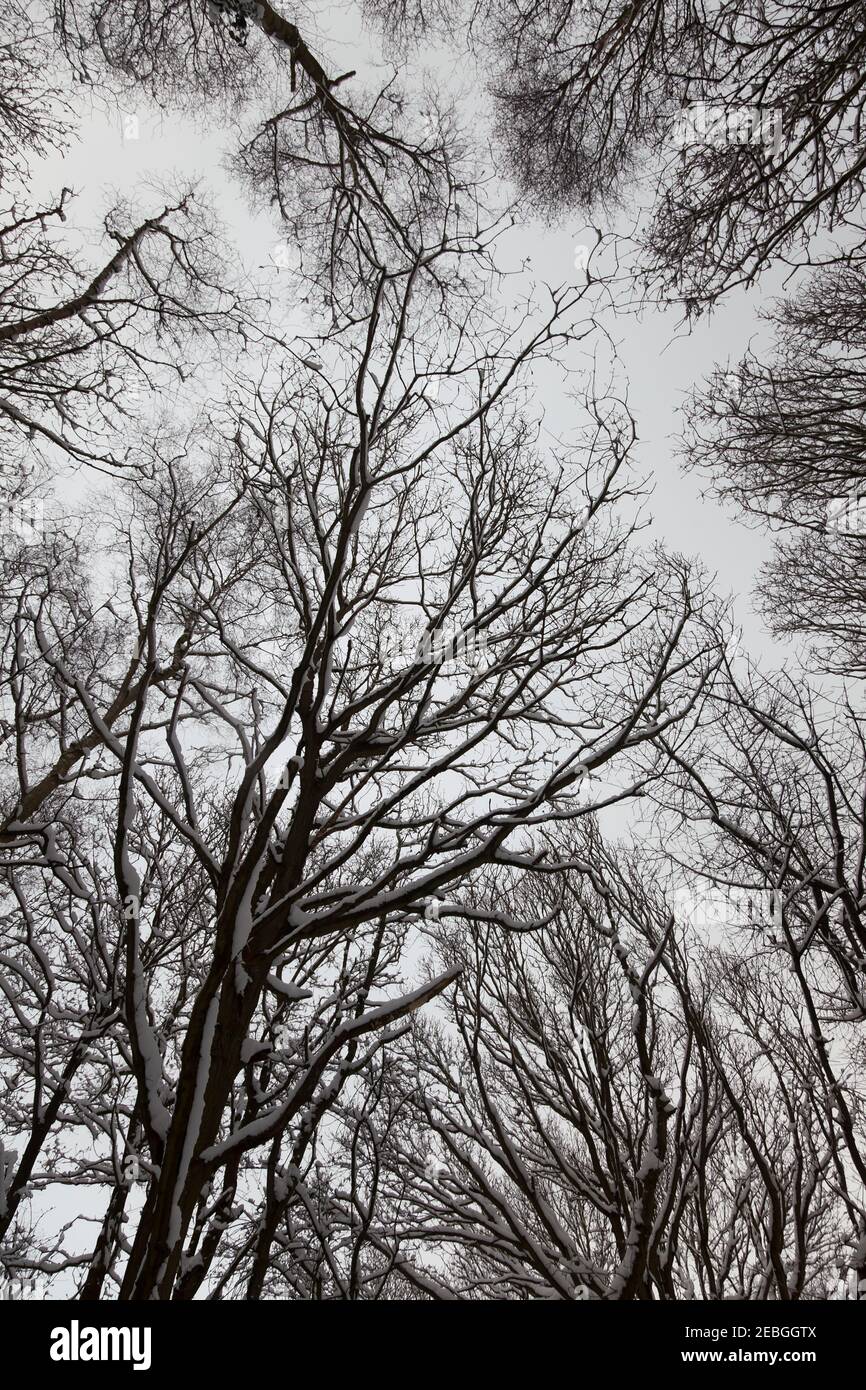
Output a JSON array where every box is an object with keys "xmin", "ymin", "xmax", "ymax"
[{"xmin": 28, "ymin": 13, "xmax": 795, "ymax": 669}]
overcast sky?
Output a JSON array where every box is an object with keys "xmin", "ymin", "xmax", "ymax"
[{"xmin": 27, "ymin": 11, "xmax": 798, "ymax": 675}]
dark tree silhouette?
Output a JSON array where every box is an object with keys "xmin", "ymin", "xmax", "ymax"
[{"xmin": 681, "ymin": 265, "xmax": 866, "ymax": 672}]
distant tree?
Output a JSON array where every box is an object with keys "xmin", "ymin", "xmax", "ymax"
[
  {"xmin": 0, "ymin": 1, "xmax": 70, "ymax": 186},
  {"xmin": 46, "ymin": 0, "xmax": 467, "ymax": 311},
  {"xmin": 0, "ymin": 4, "xmax": 253, "ymax": 479},
  {"xmin": 0, "ymin": 189, "xmax": 246, "ymax": 474},
  {"xmin": 360, "ymin": 0, "xmax": 866, "ymax": 307},
  {"xmin": 681, "ymin": 265, "xmax": 866, "ymax": 673}
]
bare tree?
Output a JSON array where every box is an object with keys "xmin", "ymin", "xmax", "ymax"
[
  {"xmin": 46, "ymin": 0, "xmax": 468, "ymax": 311},
  {"xmin": 652, "ymin": 657, "xmax": 866, "ymax": 1296},
  {"xmin": 36, "ymin": 0, "xmax": 866, "ymax": 312},
  {"xmin": 7, "ymin": 0, "xmax": 863, "ymax": 1314},
  {"xmin": 0, "ymin": 206, "xmax": 711, "ymax": 1298},
  {"xmin": 0, "ymin": 1, "xmax": 70, "ymax": 188},
  {"xmin": 319, "ymin": 826, "xmax": 851, "ymax": 1299},
  {"xmin": 0, "ymin": 6, "xmax": 256, "ymax": 478},
  {"xmin": 0, "ymin": 188, "xmax": 249, "ymax": 474},
  {"xmin": 359, "ymin": 0, "xmax": 866, "ymax": 307},
  {"xmin": 680, "ymin": 266, "xmax": 866, "ymax": 673}
]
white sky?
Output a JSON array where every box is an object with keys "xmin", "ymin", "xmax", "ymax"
[{"xmin": 26, "ymin": 8, "xmax": 797, "ymax": 668}]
